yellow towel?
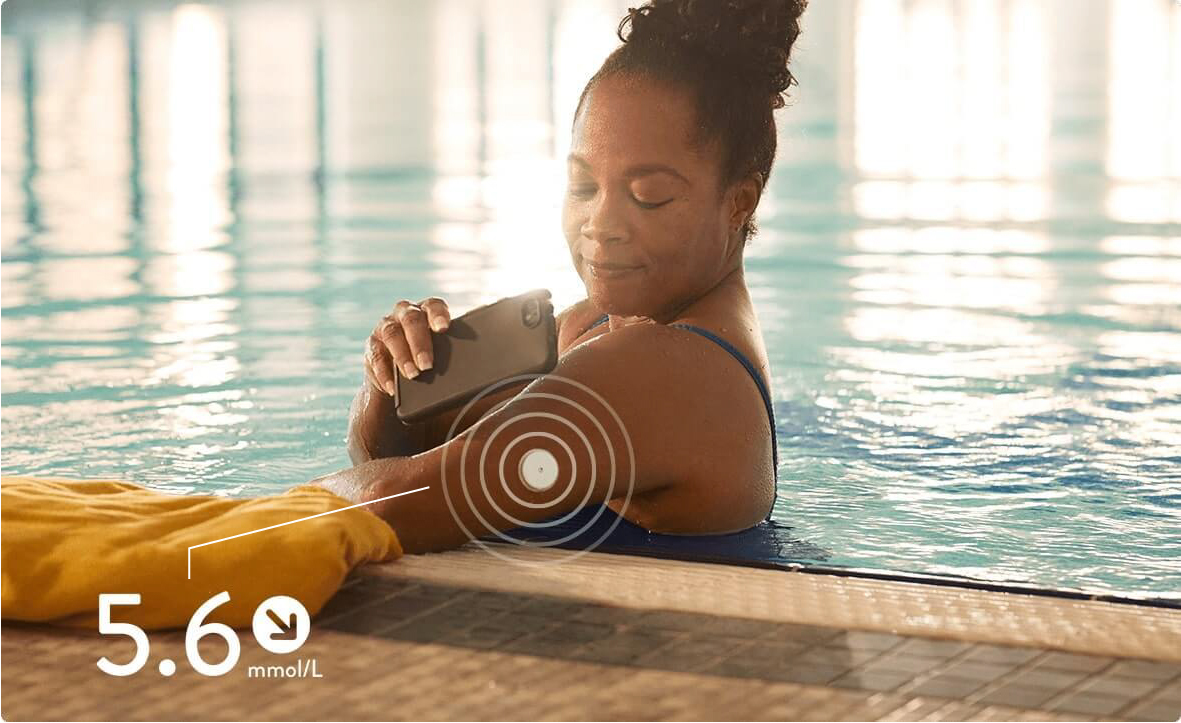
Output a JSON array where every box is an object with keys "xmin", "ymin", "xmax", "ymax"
[{"xmin": 1, "ymin": 476, "xmax": 401, "ymax": 630}]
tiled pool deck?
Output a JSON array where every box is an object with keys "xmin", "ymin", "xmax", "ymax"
[{"xmin": 3, "ymin": 546, "xmax": 1180, "ymax": 721}]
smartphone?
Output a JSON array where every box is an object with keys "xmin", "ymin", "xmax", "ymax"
[{"xmin": 394, "ymin": 289, "xmax": 558, "ymax": 424}]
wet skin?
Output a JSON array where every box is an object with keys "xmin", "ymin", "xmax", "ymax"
[{"xmin": 315, "ymin": 74, "xmax": 776, "ymax": 553}]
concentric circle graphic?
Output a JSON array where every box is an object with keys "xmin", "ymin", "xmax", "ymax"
[{"xmin": 440, "ymin": 373, "xmax": 635, "ymax": 566}]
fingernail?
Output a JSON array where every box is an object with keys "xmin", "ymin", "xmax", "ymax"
[
  {"xmin": 431, "ymin": 318, "xmax": 447, "ymax": 332},
  {"xmin": 384, "ymin": 381, "xmax": 396, "ymax": 396},
  {"xmin": 416, "ymin": 352, "xmax": 432, "ymax": 371},
  {"xmin": 401, "ymin": 362, "xmax": 419, "ymax": 379}
]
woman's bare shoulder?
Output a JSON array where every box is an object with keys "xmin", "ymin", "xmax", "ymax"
[
  {"xmin": 560, "ymin": 321, "xmax": 775, "ymax": 530},
  {"xmin": 668, "ymin": 304, "xmax": 769, "ymax": 378},
  {"xmin": 555, "ymin": 298, "xmax": 602, "ymax": 352}
]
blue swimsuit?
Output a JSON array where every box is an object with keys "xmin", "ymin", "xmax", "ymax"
[{"xmin": 502, "ymin": 313, "xmax": 780, "ymax": 547}]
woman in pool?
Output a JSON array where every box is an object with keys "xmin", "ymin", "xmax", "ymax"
[{"xmin": 315, "ymin": 0, "xmax": 807, "ymax": 553}]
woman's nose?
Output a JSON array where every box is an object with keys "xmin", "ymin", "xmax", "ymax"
[{"xmin": 580, "ymin": 192, "xmax": 628, "ymax": 245}]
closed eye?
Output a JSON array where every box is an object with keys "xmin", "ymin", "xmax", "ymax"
[
  {"xmin": 567, "ymin": 186, "xmax": 672, "ymax": 210},
  {"xmin": 635, "ymin": 198, "xmax": 673, "ymax": 210}
]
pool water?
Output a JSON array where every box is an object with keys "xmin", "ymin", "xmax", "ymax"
[{"xmin": 2, "ymin": 0, "xmax": 1179, "ymax": 600}]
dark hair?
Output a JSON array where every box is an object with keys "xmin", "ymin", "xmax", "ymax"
[{"xmin": 574, "ymin": 0, "xmax": 807, "ymax": 244}]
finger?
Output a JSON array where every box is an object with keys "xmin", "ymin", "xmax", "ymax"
[
  {"xmin": 366, "ymin": 336, "xmax": 398, "ymax": 396},
  {"xmin": 377, "ymin": 317, "xmax": 418, "ymax": 379},
  {"xmin": 366, "ymin": 337, "xmax": 398, "ymax": 396},
  {"xmin": 391, "ymin": 299, "xmax": 419, "ymax": 323},
  {"xmin": 395, "ymin": 303, "xmax": 435, "ymax": 373},
  {"xmin": 419, "ymin": 297, "xmax": 451, "ymax": 332}
]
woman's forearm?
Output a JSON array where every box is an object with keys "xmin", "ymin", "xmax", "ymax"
[
  {"xmin": 345, "ymin": 380, "xmax": 427, "ymax": 465},
  {"xmin": 312, "ymin": 451, "xmax": 468, "ymax": 553}
]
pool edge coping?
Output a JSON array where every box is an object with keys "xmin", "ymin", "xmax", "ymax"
[{"xmin": 361, "ymin": 543, "xmax": 1181, "ymax": 663}]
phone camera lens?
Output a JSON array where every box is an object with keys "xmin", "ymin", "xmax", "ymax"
[{"xmin": 522, "ymin": 299, "xmax": 541, "ymax": 328}]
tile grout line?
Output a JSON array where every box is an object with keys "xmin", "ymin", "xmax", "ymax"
[
  {"xmin": 1114, "ymin": 668, "xmax": 1181, "ymax": 719},
  {"xmin": 891, "ymin": 642, "xmax": 980, "ymax": 696},
  {"xmin": 1037, "ymin": 657, "xmax": 1120, "ymax": 713},
  {"xmin": 960, "ymin": 649, "xmax": 1057, "ymax": 706}
]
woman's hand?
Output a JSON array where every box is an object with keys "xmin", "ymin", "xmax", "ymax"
[{"xmin": 365, "ymin": 297, "xmax": 452, "ymax": 397}]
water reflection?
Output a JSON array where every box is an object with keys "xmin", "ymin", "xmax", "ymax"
[
  {"xmin": 1, "ymin": 0, "xmax": 1179, "ymax": 598},
  {"xmin": 164, "ymin": 5, "xmax": 231, "ymax": 247},
  {"xmin": 1107, "ymin": 0, "xmax": 1181, "ymax": 182},
  {"xmin": 1106, "ymin": 0, "xmax": 1181, "ymax": 222},
  {"xmin": 844, "ymin": 227, "xmax": 1056, "ymax": 313},
  {"xmin": 851, "ymin": 0, "xmax": 1049, "ymax": 222},
  {"xmin": 851, "ymin": 180, "xmax": 1048, "ymax": 223},
  {"xmin": 39, "ymin": 256, "xmax": 140, "ymax": 301}
]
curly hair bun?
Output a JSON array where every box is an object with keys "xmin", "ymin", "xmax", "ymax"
[{"xmin": 618, "ymin": 0, "xmax": 807, "ymax": 109}]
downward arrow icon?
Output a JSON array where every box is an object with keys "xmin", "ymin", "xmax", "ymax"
[
  {"xmin": 266, "ymin": 608, "xmax": 299, "ymax": 640},
  {"xmin": 251, "ymin": 596, "xmax": 311, "ymax": 654}
]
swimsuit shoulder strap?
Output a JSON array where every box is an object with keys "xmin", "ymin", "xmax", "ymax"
[{"xmin": 667, "ymin": 323, "xmax": 779, "ymax": 472}]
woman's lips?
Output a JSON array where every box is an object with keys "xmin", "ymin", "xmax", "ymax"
[{"xmin": 585, "ymin": 259, "xmax": 644, "ymax": 279}]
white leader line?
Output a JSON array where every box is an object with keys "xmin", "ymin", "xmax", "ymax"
[{"xmin": 187, "ymin": 486, "xmax": 429, "ymax": 579}]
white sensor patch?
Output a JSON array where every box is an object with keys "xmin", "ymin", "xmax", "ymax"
[{"xmin": 519, "ymin": 448, "xmax": 559, "ymax": 492}]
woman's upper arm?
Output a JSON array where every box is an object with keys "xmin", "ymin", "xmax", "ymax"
[{"xmin": 369, "ymin": 322, "xmax": 766, "ymax": 552}]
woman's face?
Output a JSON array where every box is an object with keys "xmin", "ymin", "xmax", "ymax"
[{"xmin": 562, "ymin": 73, "xmax": 751, "ymax": 318}]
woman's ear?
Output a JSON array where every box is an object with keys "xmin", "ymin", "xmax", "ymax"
[{"xmin": 728, "ymin": 174, "xmax": 763, "ymax": 234}]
